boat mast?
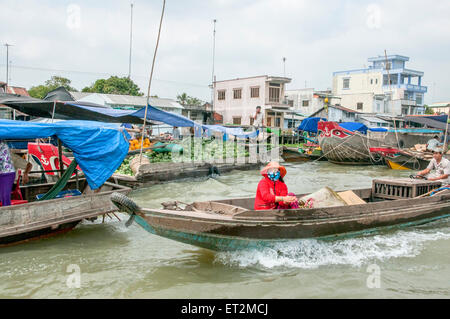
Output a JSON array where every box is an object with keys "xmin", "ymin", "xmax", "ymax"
[
  {"xmin": 384, "ymin": 50, "xmax": 401, "ymax": 149},
  {"xmin": 139, "ymin": 0, "xmax": 166, "ymax": 164}
]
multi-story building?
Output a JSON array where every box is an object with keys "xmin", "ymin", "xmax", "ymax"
[
  {"xmin": 332, "ymin": 55, "xmax": 427, "ymax": 116},
  {"xmin": 213, "ymin": 75, "xmax": 291, "ymax": 128},
  {"xmin": 285, "ymin": 88, "xmax": 341, "ymax": 116}
]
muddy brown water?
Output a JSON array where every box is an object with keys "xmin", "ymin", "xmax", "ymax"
[{"xmin": 1, "ymin": 162, "xmax": 449, "ymax": 298}]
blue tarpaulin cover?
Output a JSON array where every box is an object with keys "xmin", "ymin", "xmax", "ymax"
[
  {"xmin": 298, "ymin": 117, "xmax": 327, "ymax": 133},
  {"xmin": 339, "ymin": 122, "xmax": 368, "ymax": 134},
  {"xmin": 0, "ymin": 120, "xmax": 130, "ymax": 190}
]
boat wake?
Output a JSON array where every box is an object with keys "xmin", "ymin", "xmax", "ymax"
[{"xmin": 215, "ymin": 227, "xmax": 450, "ymax": 269}]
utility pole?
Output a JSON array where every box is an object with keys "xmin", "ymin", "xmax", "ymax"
[
  {"xmin": 211, "ymin": 19, "xmax": 217, "ymax": 114},
  {"xmin": 128, "ymin": 2, "xmax": 134, "ymax": 79},
  {"xmin": 4, "ymin": 43, "xmax": 13, "ymax": 89}
]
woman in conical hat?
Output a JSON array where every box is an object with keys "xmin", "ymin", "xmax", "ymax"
[{"xmin": 254, "ymin": 161, "xmax": 297, "ymax": 210}]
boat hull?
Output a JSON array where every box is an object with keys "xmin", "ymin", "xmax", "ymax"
[
  {"xmin": 317, "ymin": 122, "xmax": 384, "ymax": 165},
  {"xmin": 131, "ymin": 191, "xmax": 450, "ymax": 251},
  {"xmin": 0, "ymin": 181, "xmax": 131, "ymax": 247}
]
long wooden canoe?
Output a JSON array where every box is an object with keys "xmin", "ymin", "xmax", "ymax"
[
  {"xmin": 111, "ymin": 183, "xmax": 450, "ymax": 251},
  {"xmin": 0, "ymin": 179, "xmax": 131, "ymax": 247}
]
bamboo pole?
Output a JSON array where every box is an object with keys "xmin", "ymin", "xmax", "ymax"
[{"xmin": 139, "ymin": 0, "xmax": 166, "ymax": 165}]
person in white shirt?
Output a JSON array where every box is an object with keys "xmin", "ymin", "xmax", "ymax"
[
  {"xmin": 426, "ymin": 135, "xmax": 443, "ymax": 152},
  {"xmin": 416, "ymin": 148, "xmax": 450, "ymax": 185},
  {"xmin": 253, "ymin": 106, "xmax": 264, "ymax": 129}
]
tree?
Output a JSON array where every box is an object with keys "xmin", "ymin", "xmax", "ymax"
[
  {"xmin": 176, "ymin": 92, "xmax": 203, "ymax": 106},
  {"xmin": 177, "ymin": 93, "xmax": 189, "ymax": 105},
  {"xmin": 424, "ymin": 105, "xmax": 435, "ymax": 115},
  {"xmin": 82, "ymin": 76, "xmax": 143, "ymax": 96},
  {"xmin": 29, "ymin": 76, "xmax": 78, "ymax": 99}
]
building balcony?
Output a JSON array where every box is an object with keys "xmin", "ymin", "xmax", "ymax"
[
  {"xmin": 383, "ymin": 84, "xmax": 427, "ymax": 93},
  {"xmin": 400, "ymin": 99, "xmax": 417, "ymax": 107}
]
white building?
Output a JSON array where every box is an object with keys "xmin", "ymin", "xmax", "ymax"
[
  {"xmin": 285, "ymin": 88, "xmax": 341, "ymax": 116},
  {"xmin": 213, "ymin": 75, "xmax": 291, "ymax": 128},
  {"xmin": 332, "ymin": 55, "xmax": 427, "ymax": 116},
  {"xmin": 428, "ymin": 102, "xmax": 450, "ymax": 115}
]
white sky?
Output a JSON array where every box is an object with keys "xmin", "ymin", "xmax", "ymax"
[{"xmin": 1, "ymin": 0, "xmax": 450, "ymax": 104}]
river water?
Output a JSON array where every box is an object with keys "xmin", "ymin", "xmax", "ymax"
[{"xmin": 1, "ymin": 162, "xmax": 449, "ymax": 298}]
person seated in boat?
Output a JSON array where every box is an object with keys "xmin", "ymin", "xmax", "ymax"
[
  {"xmin": 0, "ymin": 141, "xmax": 31, "ymax": 206},
  {"xmin": 416, "ymin": 148, "xmax": 450, "ymax": 185},
  {"xmin": 254, "ymin": 161, "xmax": 298, "ymax": 210},
  {"xmin": 426, "ymin": 135, "xmax": 443, "ymax": 152}
]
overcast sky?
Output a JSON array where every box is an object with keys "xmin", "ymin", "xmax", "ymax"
[{"xmin": 1, "ymin": 0, "xmax": 450, "ymax": 104}]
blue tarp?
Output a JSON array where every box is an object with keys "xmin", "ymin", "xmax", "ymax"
[
  {"xmin": 0, "ymin": 120, "xmax": 130, "ymax": 190},
  {"xmin": 339, "ymin": 122, "xmax": 368, "ymax": 134},
  {"xmin": 298, "ymin": 117, "xmax": 327, "ymax": 133}
]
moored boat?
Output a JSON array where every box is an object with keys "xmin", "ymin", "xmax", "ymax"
[
  {"xmin": 0, "ymin": 119, "xmax": 132, "ymax": 246},
  {"xmin": 111, "ymin": 178, "xmax": 450, "ymax": 251},
  {"xmin": 318, "ymin": 121, "xmax": 442, "ymax": 165}
]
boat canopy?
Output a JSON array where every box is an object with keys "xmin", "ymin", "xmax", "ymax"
[
  {"xmin": 0, "ymin": 91, "xmax": 257, "ymax": 138},
  {"xmin": 298, "ymin": 117, "xmax": 327, "ymax": 133},
  {"xmin": 0, "ymin": 120, "xmax": 130, "ymax": 190},
  {"xmin": 338, "ymin": 122, "xmax": 368, "ymax": 134}
]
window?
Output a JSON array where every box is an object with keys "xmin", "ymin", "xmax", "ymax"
[
  {"xmin": 302, "ymin": 100, "xmax": 310, "ymax": 107},
  {"xmin": 275, "ymin": 117, "xmax": 281, "ymax": 127},
  {"xmin": 288, "ymin": 99, "xmax": 294, "ymax": 107},
  {"xmin": 269, "ymin": 87, "xmax": 280, "ymax": 103},
  {"xmin": 251, "ymin": 87, "xmax": 260, "ymax": 98},
  {"xmin": 233, "ymin": 88, "xmax": 242, "ymax": 99},
  {"xmin": 269, "ymin": 82, "xmax": 281, "ymax": 87},
  {"xmin": 357, "ymin": 103, "xmax": 363, "ymax": 110},
  {"xmin": 218, "ymin": 90, "xmax": 226, "ymax": 100},
  {"xmin": 250, "ymin": 116, "xmax": 255, "ymax": 125},
  {"xmin": 371, "ymin": 79, "xmax": 373, "ymax": 85},
  {"xmin": 376, "ymin": 79, "xmax": 378, "ymax": 84},
  {"xmin": 343, "ymin": 78, "xmax": 350, "ymax": 89},
  {"xmin": 416, "ymin": 94, "xmax": 423, "ymax": 105},
  {"xmin": 233, "ymin": 117, "xmax": 241, "ymax": 125}
]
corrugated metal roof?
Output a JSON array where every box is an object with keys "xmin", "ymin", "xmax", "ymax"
[
  {"xmin": 429, "ymin": 102, "xmax": 450, "ymax": 108},
  {"xmin": 71, "ymin": 92, "xmax": 183, "ymax": 109},
  {"xmin": 360, "ymin": 116, "xmax": 389, "ymax": 124},
  {"xmin": 6, "ymin": 86, "xmax": 29, "ymax": 96}
]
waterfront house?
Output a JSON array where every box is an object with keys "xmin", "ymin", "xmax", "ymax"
[
  {"xmin": 213, "ymin": 75, "xmax": 291, "ymax": 128},
  {"xmin": 428, "ymin": 102, "xmax": 450, "ymax": 115},
  {"xmin": 332, "ymin": 55, "xmax": 427, "ymax": 116},
  {"xmin": 0, "ymin": 82, "xmax": 30, "ymax": 120},
  {"xmin": 285, "ymin": 88, "xmax": 341, "ymax": 117}
]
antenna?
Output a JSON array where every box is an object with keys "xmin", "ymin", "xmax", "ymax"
[{"xmin": 283, "ymin": 57, "xmax": 286, "ymax": 77}]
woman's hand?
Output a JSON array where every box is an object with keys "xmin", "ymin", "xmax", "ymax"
[{"xmin": 283, "ymin": 196, "xmax": 297, "ymax": 204}]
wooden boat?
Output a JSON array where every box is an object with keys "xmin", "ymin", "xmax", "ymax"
[
  {"xmin": 0, "ymin": 119, "xmax": 132, "ymax": 247},
  {"xmin": 317, "ymin": 122, "xmax": 384, "ymax": 165},
  {"xmin": 111, "ymin": 179, "xmax": 450, "ymax": 251},
  {"xmin": 281, "ymin": 144, "xmax": 326, "ymax": 162},
  {"xmin": 0, "ymin": 179, "xmax": 130, "ymax": 247},
  {"xmin": 369, "ymin": 147, "xmax": 431, "ymax": 170},
  {"xmin": 370, "ymin": 147, "xmax": 450, "ymax": 171},
  {"xmin": 318, "ymin": 122, "xmax": 441, "ymax": 165}
]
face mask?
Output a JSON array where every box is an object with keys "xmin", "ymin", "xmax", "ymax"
[{"xmin": 268, "ymin": 171, "xmax": 281, "ymax": 181}]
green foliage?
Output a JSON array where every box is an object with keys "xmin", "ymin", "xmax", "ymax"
[
  {"xmin": 424, "ymin": 105, "xmax": 435, "ymax": 115},
  {"xmin": 177, "ymin": 92, "xmax": 203, "ymax": 106},
  {"xmin": 28, "ymin": 76, "xmax": 78, "ymax": 99},
  {"xmin": 82, "ymin": 76, "xmax": 144, "ymax": 96}
]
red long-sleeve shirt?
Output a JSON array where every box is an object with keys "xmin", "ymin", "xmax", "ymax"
[{"xmin": 254, "ymin": 176, "xmax": 288, "ymax": 210}]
